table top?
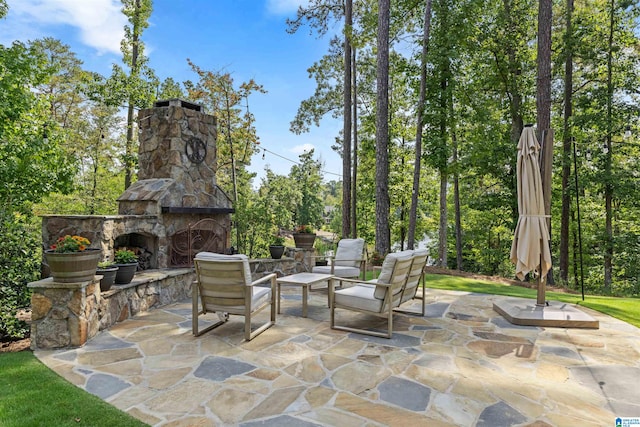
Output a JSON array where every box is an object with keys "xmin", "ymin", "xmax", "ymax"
[{"xmin": 276, "ymin": 272, "xmax": 334, "ymax": 285}]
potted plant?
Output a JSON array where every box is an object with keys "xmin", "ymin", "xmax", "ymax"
[
  {"xmin": 314, "ymin": 240, "xmax": 333, "ymax": 266},
  {"xmin": 292, "ymin": 225, "xmax": 316, "ymax": 249},
  {"xmin": 113, "ymin": 249, "xmax": 138, "ymax": 285},
  {"xmin": 269, "ymin": 236, "xmax": 286, "ymax": 259},
  {"xmin": 96, "ymin": 261, "xmax": 119, "ymax": 292},
  {"xmin": 44, "ymin": 235, "xmax": 101, "ymax": 283}
]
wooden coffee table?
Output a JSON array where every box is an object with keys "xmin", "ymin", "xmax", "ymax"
[{"xmin": 276, "ymin": 273, "xmax": 334, "ymax": 317}]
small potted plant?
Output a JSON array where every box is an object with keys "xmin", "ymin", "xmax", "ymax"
[
  {"xmin": 44, "ymin": 235, "xmax": 101, "ymax": 283},
  {"xmin": 113, "ymin": 249, "xmax": 138, "ymax": 285},
  {"xmin": 292, "ymin": 225, "xmax": 316, "ymax": 249},
  {"xmin": 269, "ymin": 235, "xmax": 285, "ymax": 259},
  {"xmin": 96, "ymin": 261, "xmax": 119, "ymax": 292},
  {"xmin": 369, "ymin": 251, "xmax": 384, "ymax": 267}
]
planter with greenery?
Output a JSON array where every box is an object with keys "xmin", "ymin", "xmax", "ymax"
[
  {"xmin": 44, "ymin": 235, "xmax": 102, "ymax": 283},
  {"xmin": 113, "ymin": 249, "xmax": 138, "ymax": 285},
  {"xmin": 292, "ymin": 225, "xmax": 316, "ymax": 249},
  {"xmin": 269, "ymin": 236, "xmax": 285, "ymax": 259},
  {"xmin": 96, "ymin": 261, "xmax": 119, "ymax": 292}
]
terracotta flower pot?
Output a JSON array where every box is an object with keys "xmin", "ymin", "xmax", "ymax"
[
  {"xmin": 44, "ymin": 249, "xmax": 102, "ymax": 283},
  {"xmin": 293, "ymin": 233, "xmax": 316, "ymax": 249}
]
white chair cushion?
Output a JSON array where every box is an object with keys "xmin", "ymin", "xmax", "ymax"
[
  {"xmin": 374, "ymin": 250, "xmax": 414, "ymax": 299},
  {"xmin": 204, "ymin": 286, "xmax": 271, "ymax": 315},
  {"xmin": 312, "ymin": 265, "xmax": 361, "ymax": 278},
  {"xmin": 334, "ymin": 238, "xmax": 364, "ymax": 267},
  {"xmin": 376, "ymin": 250, "xmax": 414, "ymax": 284},
  {"xmin": 195, "ymin": 252, "xmax": 253, "ymax": 286},
  {"xmin": 334, "ymin": 285, "xmax": 384, "ymax": 312}
]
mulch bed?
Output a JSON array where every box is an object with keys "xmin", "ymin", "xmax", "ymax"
[
  {"xmin": 1, "ymin": 309, "xmax": 31, "ymax": 353},
  {"xmin": 0, "ymin": 338, "xmax": 30, "ymax": 353}
]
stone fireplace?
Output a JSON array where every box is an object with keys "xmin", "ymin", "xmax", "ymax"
[{"xmin": 42, "ymin": 98, "xmax": 233, "ymax": 271}]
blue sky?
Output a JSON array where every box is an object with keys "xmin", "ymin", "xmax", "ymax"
[{"xmin": 0, "ymin": 0, "xmax": 344, "ymax": 183}]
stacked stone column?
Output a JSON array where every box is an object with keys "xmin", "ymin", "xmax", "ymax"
[{"xmin": 28, "ymin": 277, "xmax": 101, "ymax": 350}]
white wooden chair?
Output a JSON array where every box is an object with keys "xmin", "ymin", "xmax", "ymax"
[
  {"xmin": 330, "ymin": 251, "xmax": 414, "ymax": 338},
  {"xmin": 312, "ymin": 238, "xmax": 366, "ymax": 280},
  {"xmin": 192, "ymin": 253, "xmax": 276, "ymax": 341}
]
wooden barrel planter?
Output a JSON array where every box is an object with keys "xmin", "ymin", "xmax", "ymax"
[
  {"xmin": 292, "ymin": 233, "xmax": 316, "ymax": 249},
  {"xmin": 43, "ymin": 249, "xmax": 102, "ymax": 283}
]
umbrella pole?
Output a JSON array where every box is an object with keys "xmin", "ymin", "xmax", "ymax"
[{"xmin": 537, "ymin": 253, "xmax": 546, "ymax": 306}]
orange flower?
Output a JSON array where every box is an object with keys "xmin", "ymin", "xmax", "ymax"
[{"xmin": 50, "ymin": 235, "xmax": 92, "ymax": 253}]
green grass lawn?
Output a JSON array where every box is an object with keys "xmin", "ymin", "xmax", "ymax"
[
  {"xmin": 0, "ymin": 351, "xmax": 148, "ymax": 427},
  {"xmin": 424, "ymin": 273, "xmax": 640, "ymax": 329}
]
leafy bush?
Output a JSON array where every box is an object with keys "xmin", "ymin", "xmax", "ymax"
[
  {"xmin": 114, "ymin": 249, "xmax": 138, "ymax": 264},
  {"xmin": 0, "ymin": 211, "xmax": 40, "ymax": 340}
]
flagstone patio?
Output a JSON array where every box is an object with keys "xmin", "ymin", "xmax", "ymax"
[{"xmin": 35, "ymin": 286, "xmax": 640, "ymax": 426}]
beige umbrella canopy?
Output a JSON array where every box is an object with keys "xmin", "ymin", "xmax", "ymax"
[{"xmin": 510, "ymin": 126, "xmax": 552, "ymax": 304}]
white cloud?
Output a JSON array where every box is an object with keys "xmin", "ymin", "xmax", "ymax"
[
  {"xmin": 265, "ymin": 0, "xmax": 308, "ymax": 15},
  {"xmin": 7, "ymin": 0, "xmax": 126, "ymax": 54},
  {"xmin": 291, "ymin": 143, "xmax": 315, "ymax": 154}
]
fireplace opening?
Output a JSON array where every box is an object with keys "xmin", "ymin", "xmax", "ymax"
[{"xmin": 114, "ymin": 232, "xmax": 157, "ymax": 270}]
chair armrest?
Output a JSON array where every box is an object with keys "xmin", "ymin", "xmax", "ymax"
[
  {"xmin": 335, "ymin": 277, "xmax": 392, "ymax": 288},
  {"xmin": 333, "ymin": 277, "xmax": 376, "ymax": 286},
  {"xmin": 250, "ymin": 273, "xmax": 277, "ymax": 288}
]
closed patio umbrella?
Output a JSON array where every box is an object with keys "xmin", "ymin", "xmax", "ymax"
[{"xmin": 510, "ymin": 126, "xmax": 552, "ymax": 305}]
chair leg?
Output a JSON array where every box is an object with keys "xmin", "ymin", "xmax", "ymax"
[
  {"xmin": 331, "ymin": 304, "xmax": 393, "ymax": 339},
  {"xmin": 245, "ymin": 285, "xmax": 277, "ymax": 341},
  {"xmin": 421, "ymin": 276, "xmax": 426, "ymax": 316},
  {"xmin": 192, "ymin": 282, "xmax": 199, "ymax": 336}
]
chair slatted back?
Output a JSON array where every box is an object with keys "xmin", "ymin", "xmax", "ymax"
[
  {"xmin": 195, "ymin": 258, "xmax": 249, "ymax": 310},
  {"xmin": 377, "ymin": 255, "xmax": 414, "ymax": 311},
  {"xmin": 400, "ymin": 250, "xmax": 429, "ymax": 304}
]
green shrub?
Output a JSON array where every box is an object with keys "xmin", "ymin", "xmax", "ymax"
[
  {"xmin": 114, "ymin": 249, "xmax": 138, "ymax": 264},
  {"xmin": 0, "ymin": 211, "xmax": 40, "ymax": 340}
]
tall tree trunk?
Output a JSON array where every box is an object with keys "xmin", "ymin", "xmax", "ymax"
[
  {"xmin": 571, "ymin": 209, "xmax": 579, "ymax": 289},
  {"xmin": 375, "ymin": 0, "xmax": 391, "ymax": 255},
  {"xmin": 342, "ymin": 0, "xmax": 353, "ymax": 238},
  {"xmin": 124, "ymin": 0, "xmax": 142, "ymax": 190},
  {"xmin": 537, "ymin": 0, "xmax": 554, "ymax": 285},
  {"xmin": 439, "ymin": 170, "xmax": 448, "ymax": 267},
  {"xmin": 125, "ymin": 109, "xmax": 136, "ymax": 190},
  {"xmin": 453, "ymin": 131, "xmax": 462, "ymax": 270},
  {"xmin": 351, "ymin": 47, "xmax": 358, "ymax": 238},
  {"xmin": 408, "ymin": 0, "xmax": 433, "ymax": 250},
  {"xmin": 560, "ymin": 0, "xmax": 574, "ymax": 284},
  {"xmin": 604, "ymin": 0, "xmax": 615, "ymax": 292}
]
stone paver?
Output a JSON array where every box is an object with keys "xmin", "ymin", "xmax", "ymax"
[{"xmin": 35, "ymin": 288, "xmax": 640, "ymax": 426}]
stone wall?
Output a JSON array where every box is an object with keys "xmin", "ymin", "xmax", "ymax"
[
  {"xmin": 28, "ymin": 277, "xmax": 102, "ymax": 349},
  {"xmin": 135, "ymin": 99, "xmax": 228, "ymax": 210},
  {"xmin": 30, "ymin": 252, "xmax": 313, "ymax": 350},
  {"xmin": 98, "ymin": 268, "xmax": 194, "ymax": 331}
]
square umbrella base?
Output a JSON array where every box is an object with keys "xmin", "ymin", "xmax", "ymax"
[{"xmin": 493, "ymin": 297, "xmax": 599, "ymax": 329}]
